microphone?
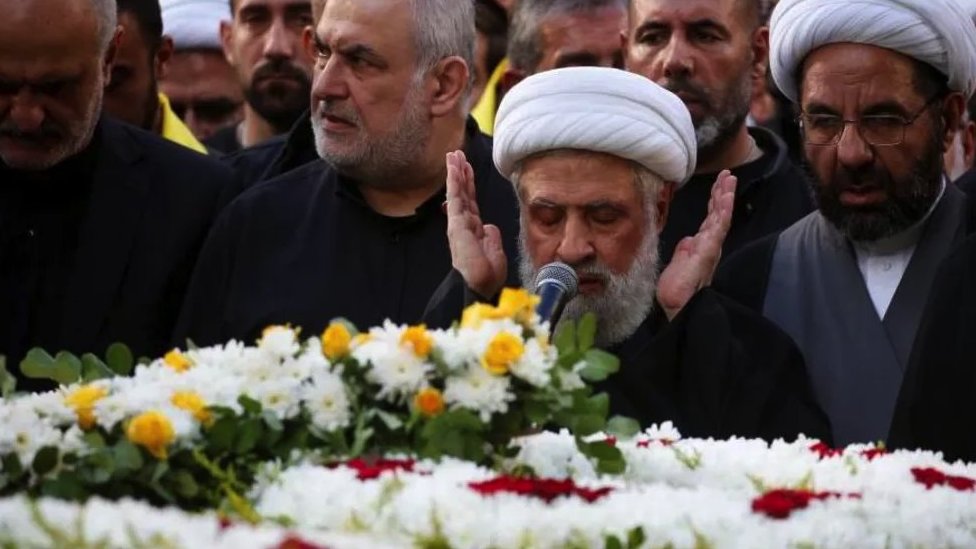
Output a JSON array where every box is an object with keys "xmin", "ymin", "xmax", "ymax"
[{"xmin": 533, "ymin": 262, "xmax": 579, "ymax": 327}]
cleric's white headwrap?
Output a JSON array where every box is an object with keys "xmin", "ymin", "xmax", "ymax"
[
  {"xmin": 161, "ymin": 0, "xmax": 230, "ymax": 50},
  {"xmin": 493, "ymin": 67, "xmax": 697, "ymax": 187},
  {"xmin": 770, "ymin": 0, "xmax": 976, "ymax": 103}
]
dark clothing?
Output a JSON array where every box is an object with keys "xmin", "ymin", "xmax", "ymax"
[
  {"xmin": 0, "ymin": 118, "xmax": 237, "ymax": 391},
  {"xmin": 204, "ymin": 125, "xmax": 242, "ymax": 155},
  {"xmin": 221, "ymin": 112, "xmax": 318, "ymax": 189},
  {"xmin": 173, "ymin": 120, "xmax": 520, "ymax": 347},
  {"xmin": 889, "ymin": 233, "xmax": 976, "ymax": 462},
  {"xmin": 659, "ymin": 127, "xmax": 813, "ymax": 265},
  {"xmin": 423, "ymin": 273, "xmax": 831, "ymax": 442},
  {"xmin": 715, "ymin": 186, "xmax": 976, "ymax": 445},
  {"xmin": 955, "ymin": 166, "xmax": 976, "ymax": 195}
]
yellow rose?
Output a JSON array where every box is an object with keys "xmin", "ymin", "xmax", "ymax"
[
  {"xmin": 460, "ymin": 303, "xmax": 505, "ymax": 329},
  {"xmin": 481, "ymin": 332, "xmax": 525, "ymax": 376},
  {"xmin": 414, "ymin": 387, "xmax": 445, "ymax": 417},
  {"xmin": 401, "ymin": 325, "xmax": 433, "ymax": 358},
  {"xmin": 126, "ymin": 411, "xmax": 175, "ymax": 460},
  {"xmin": 171, "ymin": 391, "xmax": 212, "ymax": 425},
  {"xmin": 64, "ymin": 384, "xmax": 108, "ymax": 430},
  {"xmin": 321, "ymin": 322, "xmax": 352, "ymax": 360},
  {"xmin": 163, "ymin": 349, "xmax": 192, "ymax": 373},
  {"xmin": 496, "ymin": 288, "xmax": 541, "ymax": 324}
]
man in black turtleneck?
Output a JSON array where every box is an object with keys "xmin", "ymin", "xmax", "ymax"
[{"xmin": 0, "ymin": 0, "xmax": 236, "ymax": 391}]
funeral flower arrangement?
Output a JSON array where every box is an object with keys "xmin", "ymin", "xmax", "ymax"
[{"xmin": 2, "ymin": 289, "xmax": 976, "ymax": 548}]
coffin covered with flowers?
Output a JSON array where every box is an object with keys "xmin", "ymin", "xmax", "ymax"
[{"xmin": 1, "ymin": 289, "xmax": 975, "ymax": 548}]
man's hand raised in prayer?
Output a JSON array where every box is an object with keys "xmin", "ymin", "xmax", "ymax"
[
  {"xmin": 657, "ymin": 170, "xmax": 737, "ymax": 321},
  {"xmin": 445, "ymin": 150, "xmax": 508, "ymax": 299}
]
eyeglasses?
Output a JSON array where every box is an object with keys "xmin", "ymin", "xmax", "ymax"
[
  {"xmin": 169, "ymin": 98, "xmax": 242, "ymax": 124},
  {"xmin": 797, "ymin": 96, "xmax": 942, "ymax": 146}
]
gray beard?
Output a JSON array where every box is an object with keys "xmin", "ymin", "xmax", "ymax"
[
  {"xmin": 694, "ymin": 71, "xmax": 752, "ymax": 155},
  {"xmin": 518, "ymin": 229, "xmax": 660, "ymax": 348}
]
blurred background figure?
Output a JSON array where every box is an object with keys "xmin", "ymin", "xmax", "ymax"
[
  {"xmin": 469, "ymin": 0, "xmax": 509, "ymax": 134},
  {"xmin": 104, "ymin": 0, "xmax": 208, "ymax": 153},
  {"xmin": 160, "ymin": 0, "xmax": 244, "ymax": 143},
  {"xmin": 208, "ymin": 0, "xmax": 314, "ymax": 153},
  {"xmin": 945, "ymin": 98, "xmax": 976, "ymax": 182}
]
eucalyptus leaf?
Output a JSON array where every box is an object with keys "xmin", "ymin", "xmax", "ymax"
[
  {"xmin": 238, "ymin": 395, "xmax": 262, "ymax": 415},
  {"xmin": 553, "ymin": 321, "xmax": 576, "ymax": 355},
  {"xmin": 0, "ymin": 356, "xmax": 15, "ymax": 398},
  {"xmin": 605, "ymin": 416, "xmax": 640, "ymax": 438},
  {"xmin": 31, "ymin": 446, "xmax": 59, "ymax": 476},
  {"xmin": 376, "ymin": 409, "xmax": 404, "ymax": 430},
  {"xmin": 169, "ymin": 470, "xmax": 199, "ymax": 498},
  {"xmin": 627, "ymin": 527, "xmax": 647, "ymax": 549},
  {"xmin": 234, "ymin": 419, "xmax": 263, "ymax": 454},
  {"xmin": 577, "ymin": 313, "xmax": 597, "ymax": 351},
  {"xmin": 2, "ymin": 454, "xmax": 23, "ymax": 479},
  {"xmin": 105, "ymin": 343, "xmax": 134, "ymax": 376},
  {"xmin": 20, "ymin": 348, "xmax": 81, "ymax": 385},
  {"xmin": 112, "ymin": 440, "xmax": 144, "ymax": 471},
  {"xmin": 80, "ymin": 354, "xmax": 115, "ymax": 382},
  {"xmin": 82, "ymin": 431, "xmax": 107, "ymax": 449},
  {"xmin": 605, "ymin": 536, "xmax": 624, "ymax": 549},
  {"xmin": 39, "ymin": 473, "xmax": 87, "ymax": 501},
  {"xmin": 207, "ymin": 417, "xmax": 236, "ymax": 454}
]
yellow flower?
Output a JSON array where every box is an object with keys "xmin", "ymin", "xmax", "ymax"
[
  {"xmin": 401, "ymin": 325, "xmax": 433, "ymax": 358},
  {"xmin": 321, "ymin": 322, "xmax": 352, "ymax": 360},
  {"xmin": 414, "ymin": 387, "xmax": 445, "ymax": 417},
  {"xmin": 64, "ymin": 384, "xmax": 108, "ymax": 430},
  {"xmin": 126, "ymin": 411, "xmax": 175, "ymax": 460},
  {"xmin": 163, "ymin": 349, "xmax": 192, "ymax": 373},
  {"xmin": 171, "ymin": 391, "xmax": 212, "ymax": 425},
  {"xmin": 496, "ymin": 288, "xmax": 541, "ymax": 324},
  {"xmin": 460, "ymin": 303, "xmax": 505, "ymax": 329},
  {"xmin": 481, "ymin": 332, "xmax": 525, "ymax": 376}
]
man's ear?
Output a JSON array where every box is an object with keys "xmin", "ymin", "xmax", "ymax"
[
  {"xmin": 155, "ymin": 35, "xmax": 175, "ymax": 81},
  {"xmin": 656, "ymin": 181, "xmax": 677, "ymax": 232},
  {"xmin": 750, "ymin": 26, "xmax": 770, "ymax": 82},
  {"xmin": 102, "ymin": 26, "xmax": 123, "ymax": 84},
  {"xmin": 963, "ymin": 120, "xmax": 976, "ymax": 170},
  {"xmin": 220, "ymin": 20, "xmax": 235, "ymax": 64},
  {"xmin": 500, "ymin": 68, "xmax": 526, "ymax": 96},
  {"xmin": 302, "ymin": 26, "xmax": 317, "ymax": 63},
  {"xmin": 941, "ymin": 93, "xmax": 966, "ymax": 153},
  {"xmin": 429, "ymin": 56, "xmax": 470, "ymax": 117}
]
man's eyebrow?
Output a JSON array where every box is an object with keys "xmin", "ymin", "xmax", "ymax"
[
  {"xmin": 584, "ymin": 201, "xmax": 627, "ymax": 213},
  {"xmin": 338, "ymin": 43, "xmax": 388, "ymax": 67},
  {"xmin": 633, "ymin": 20, "xmax": 670, "ymax": 37},
  {"xmin": 528, "ymin": 198, "xmax": 563, "ymax": 208},
  {"xmin": 285, "ymin": 3, "xmax": 312, "ymax": 15},
  {"xmin": 687, "ymin": 18, "xmax": 731, "ymax": 38},
  {"xmin": 803, "ymin": 102, "xmax": 840, "ymax": 115},
  {"xmin": 238, "ymin": 4, "xmax": 269, "ymax": 16},
  {"xmin": 861, "ymin": 101, "xmax": 912, "ymax": 117}
]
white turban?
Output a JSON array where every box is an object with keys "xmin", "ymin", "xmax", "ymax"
[
  {"xmin": 493, "ymin": 67, "xmax": 697, "ymax": 187},
  {"xmin": 161, "ymin": 0, "xmax": 230, "ymax": 50},
  {"xmin": 770, "ymin": 0, "xmax": 976, "ymax": 103}
]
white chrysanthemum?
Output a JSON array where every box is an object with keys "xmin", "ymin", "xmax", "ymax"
[
  {"xmin": 443, "ymin": 365, "xmax": 514, "ymax": 422},
  {"xmin": 513, "ymin": 429, "xmax": 597, "ymax": 479},
  {"xmin": 430, "ymin": 328, "xmax": 478, "ymax": 372},
  {"xmin": 302, "ymin": 371, "xmax": 352, "ymax": 432},
  {"xmin": 355, "ymin": 339, "xmax": 432, "ymax": 403},
  {"xmin": 509, "ymin": 337, "xmax": 555, "ymax": 388},
  {"xmin": 0, "ymin": 409, "xmax": 62, "ymax": 465},
  {"xmin": 11, "ymin": 390, "xmax": 76, "ymax": 427},
  {"xmin": 246, "ymin": 378, "xmax": 303, "ymax": 420},
  {"xmin": 257, "ymin": 326, "xmax": 301, "ymax": 358},
  {"xmin": 644, "ymin": 421, "xmax": 682, "ymax": 441}
]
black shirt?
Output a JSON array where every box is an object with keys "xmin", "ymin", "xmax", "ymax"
[
  {"xmin": 659, "ymin": 127, "xmax": 814, "ymax": 265},
  {"xmin": 174, "ymin": 120, "xmax": 520, "ymax": 346},
  {"xmin": 204, "ymin": 125, "xmax": 243, "ymax": 155},
  {"xmin": 0, "ymin": 132, "xmax": 100, "ymax": 390},
  {"xmin": 221, "ymin": 111, "xmax": 318, "ymax": 190}
]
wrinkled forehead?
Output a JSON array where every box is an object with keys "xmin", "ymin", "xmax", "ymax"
[
  {"xmin": 318, "ymin": 0, "xmax": 414, "ymax": 46},
  {"xmin": 517, "ymin": 150, "xmax": 645, "ymax": 203},
  {"xmin": 799, "ymin": 43, "xmax": 923, "ymax": 108},
  {"xmin": 0, "ymin": 1, "xmax": 103, "ymax": 81}
]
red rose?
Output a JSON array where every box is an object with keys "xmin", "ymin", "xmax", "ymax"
[
  {"xmin": 809, "ymin": 442, "xmax": 842, "ymax": 459},
  {"xmin": 912, "ymin": 467, "xmax": 976, "ymax": 491},
  {"xmin": 330, "ymin": 458, "xmax": 417, "ymax": 480},
  {"xmin": 469, "ymin": 475, "xmax": 613, "ymax": 503},
  {"xmin": 275, "ymin": 535, "xmax": 329, "ymax": 549},
  {"xmin": 751, "ymin": 489, "xmax": 857, "ymax": 519}
]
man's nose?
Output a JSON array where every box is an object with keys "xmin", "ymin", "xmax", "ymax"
[
  {"xmin": 661, "ymin": 36, "xmax": 694, "ymax": 79},
  {"xmin": 8, "ymin": 89, "xmax": 44, "ymax": 133},
  {"xmin": 836, "ymin": 121, "xmax": 874, "ymax": 169},
  {"xmin": 555, "ymin": 216, "xmax": 596, "ymax": 265},
  {"xmin": 264, "ymin": 17, "xmax": 296, "ymax": 58}
]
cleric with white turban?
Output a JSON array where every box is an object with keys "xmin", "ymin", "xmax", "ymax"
[
  {"xmin": 770, "ymin": 0, "xmax": 976, "ymax": 102},
  {"xmin": 493, "ymin": 66, "xmax": 698, "ymax": 187}
]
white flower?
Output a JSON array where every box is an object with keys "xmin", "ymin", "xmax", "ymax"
[
  {"xmin": 509, "ymin": 337, "xmax": 555, "ymax": 388},
  {"xmin": 355, "ymin": 339, "xmax": 431, "ymax": 403},
  {"xmin": 246, "ymin": 378, "xmax": 303, "ymax": 420},
  {"xmin": 258, "ymin": 325, "xmax": 300, "ymax": 358},
  {"xmin": 302, "ymin": 371, "xmax": 351, "ymax": 432},
  {"xmin": 443, "ymin": 365, "xmax": 514, "ymax": 422}
]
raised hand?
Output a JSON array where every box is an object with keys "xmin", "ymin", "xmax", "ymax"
[
  {"xmin": 445, "ymin": 150, "xmax": 508, "ymax": 298},
  {"xmin": 657, "ymin": 170, "xmax": 737, "ymax": 321}
]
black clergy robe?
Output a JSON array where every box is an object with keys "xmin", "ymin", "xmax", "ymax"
[
  {"xmin": 173, "ymin": 119, "xmax": 520, "ymax": 347},
  {"xmin": 659, "ymin": 127, "xmax": 814, "ymax": 266},
  {"xmin": 889, "ymin": 233, "xmax": 976, "ymax": 462},
  {"xmin": 715, "ymin": 184, "xmax": 976, "ymax": 446},
  {"xmin": 221, "ymin": 110, "xmax": 318, "ymax": 190},
  {"xmin": 423, "ymin": 272, "xmax": 832, "ymax": 443}
]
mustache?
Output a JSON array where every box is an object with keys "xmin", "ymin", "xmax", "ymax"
[
  {"xmin": 315, "ymin": 100, "xmax": 360, "ymax": 126},
  {"xmin": 660, "ymin": 76, "xmax": 711, "ymax": 106},
  {"xmin": 0, "ymin": 120, "xmax": 62, "ymax": 142},
  {"xmin": 253, "ymin": 58, "xmax": 310, "ymax": 84}
]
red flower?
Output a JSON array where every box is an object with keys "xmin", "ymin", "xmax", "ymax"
[
  {"xmin": 275, "ymin": 535, "xmax": 330, "ymax": 549},
  {"xmin": 911, "ymin": 467, "xmax": 976, "ymax": 491},
  {"xmin": 751, "ymin": 489, "xmax": 858, "ymax": 519},
  {"xmin": 603, "ymin": 436, "xmax": 617, "ymax": 447},
  {"xmin": 809, "ymin": 442, "xmax": 842, "ymax": 459},
  {"xmin": 637, "ymin": 439, "xmax": 673, "ymax": 448},
  {"xmin": 469, "ymin": 475, "xmax": 614, "ymax": 503},
  {"xmin": 860, "ymin": 448, "xmax": 887, "ymax": 461},
  {"xmin": 330, "ymin": 458, "xmax": 417, "ymax": 480},
  {"xmin": 217, "ymin": 517, "xmax": 233, "ymax": 531}
]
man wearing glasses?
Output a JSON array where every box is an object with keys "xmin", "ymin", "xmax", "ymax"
[{"xmin": 713, "ymin": 0, "xmax": 976, "ymax": 447}]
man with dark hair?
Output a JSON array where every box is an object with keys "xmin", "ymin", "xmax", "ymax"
[
  {"xmin": 104, "ymin": 0, "xmax": 208, "ymax": 153},
  {"xmin": 626, "ymin": 0, "xmax": 813, "ymax": 266},
  {"xmin": 0, "ymin": 0, "xmax": 237, "ymax": 391},
  {"xmin": 205, "ymin": 0, "xmax": 314, "ymax": 153},
  {"xmin": 470, "ymin": 0, "xmax": 508, "ymax": 116},
  {"xmin": 714, "ymin": 0, "xmax": 976, "ymax": 446}
]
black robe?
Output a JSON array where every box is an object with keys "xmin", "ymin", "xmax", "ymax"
[
  {"xmin": 889, "ymin": 233, "xmax": 976, "ymax": 462},
  {"xmin": 423, "ymin": 272, "xmax": 832, "ymax": 443},
  {"xmin": 220, "ymin": 110, "xmax": 319, "ymax": 189}
]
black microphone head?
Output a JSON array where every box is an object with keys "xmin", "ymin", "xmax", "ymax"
[{"xmin": 533, "ymin": 262, "xmax": 579, "ymax": 300}]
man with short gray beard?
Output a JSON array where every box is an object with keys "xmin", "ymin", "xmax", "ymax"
[
  {"xmin": 173, "ymin": 0, "xmax": 521, "ymax": 346},
  {"xmin": 625, "ymin": 0, "xmax": 814, "ymax": 266},
  {"xmin": 0, "ymin": 0, "xmax": 237, "ymax": 392},
  {"xmin": 432, "ymin": 66, "xmax": 831, "ymax": 442}
]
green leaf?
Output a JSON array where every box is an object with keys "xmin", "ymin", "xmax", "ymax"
[
  {"xmin": 39, "ymin": 473, "xmax": 87, "ymax": 501},
  {"xmin": 80, "ymin": 354, "xmax": 115, "ymax": 382},
  {"xmin": 577, "ymin": 313, "xmax": 597, "ymax": 352},
  {"xmin": 105, "ymin": 343, "xmax": 134, "ymax": 376},
  {"xmin": 150, "ymin": 460, "xmax": 170, "ymax": 483},
  {"xmin": 585, "ymin": 393, "xmax": 610, "ymax": 417},
  {"xmin": 605, "ymin": 416, "xmax": 640, "ymax": 438},
  {"xmin": 605, "ymin": 536, "xmax": 624, "ymax": 549},
  {"xmin": 553, "ymin": 321, "xmax": 577, "ymax": 355},
  {"xmin": 234, "ymin": 419, "xmax": 263, "ymax": 454},
  {"xmin": 375, "ymin": 409, "xmax": 404, "ymax": 431},
  {"xmin": 572, "ymin": 414, "xmax": 606, "ymax": 436},
  {"xmin": 627, "ymin": 527, "xmax": 647, "ymax": 549},
  {"xmin": 524, "ymin": 399, "xmax": 551, "ymax": 425},
  {"xmin": 0, "ymin": 356, "xmax": 16, "ymax": 398},
  {"xmin": 2, "ymin": 454, "xmax": 23, "ymax": 479},
  {"xmin": 169, "ymin": 470, "xmax": 199, "ymax": 498},
  {"xmin": 31, "ymin": 446, "xmax": 59, "ymax": 476},
  {"xmin": 82, "ymin": 431, "xmax": 107, "ymax": 449},
  {"xmin": 20, "ymin": 349, "xmax": 82, "ymax": 385},
  {"xmin": 112, "ymin": 440, "xmax": 144, "ymax": 471},
  {"xmin": 238, "ymin": 395, "xmax": 262, "ymax": 415},
  {"xmin": 207, "ymin": 417, "xmax": 236, "ymax": 454},
  {"xmin": 262, "ymin": 411, "xmax": 283, "ymax": 432},
  {"xmin": 578, "ymin": 349, "xmax": 620, "ymax": 382}
]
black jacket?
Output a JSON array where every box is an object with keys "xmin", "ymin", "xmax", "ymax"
[{"xmin": 221, "ymin": 111, "xmax": 318, "ymax": 189}]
